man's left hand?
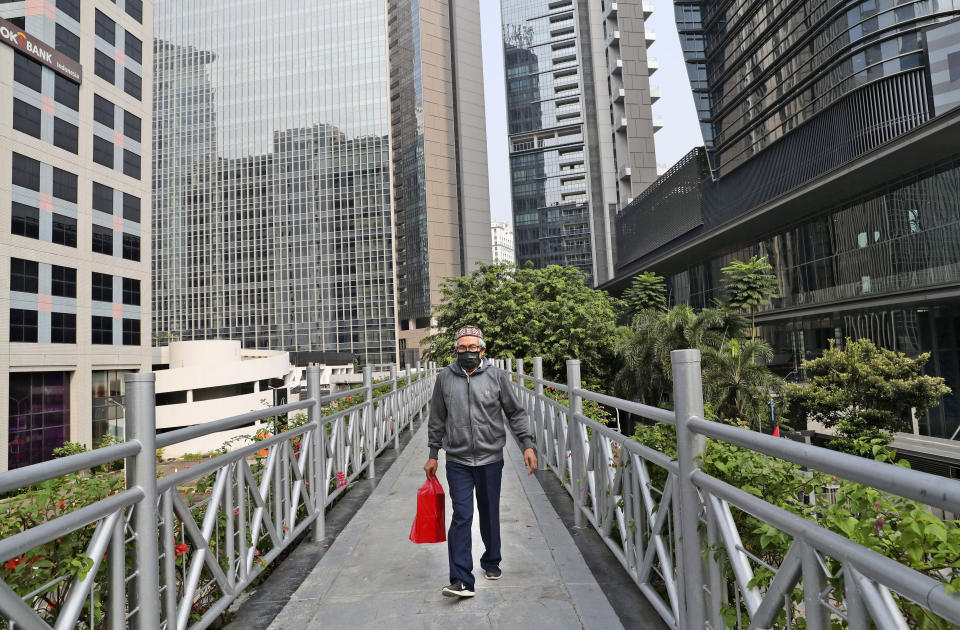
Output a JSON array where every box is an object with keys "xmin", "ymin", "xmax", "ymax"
[{"xmin": 523, "ymin": 448, "xmax": 538, "ymax": 475}]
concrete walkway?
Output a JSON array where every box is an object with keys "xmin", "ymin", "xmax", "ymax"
[{"xmin": 269, "ymin": 423, "xmax": 625, "ymax": 630}]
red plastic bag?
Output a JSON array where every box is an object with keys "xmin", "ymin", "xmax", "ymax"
[{"xmin": 410, "ymin": 476, "xmax": 446, "ymax": 543}]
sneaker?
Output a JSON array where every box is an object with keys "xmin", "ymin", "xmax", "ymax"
[
  {"xmin": 483, "ymin": 568, "xmax": 502, "ymax": 580},
  {"xmin": 442, "ymin": 580, "xmax": 475, "ymax": 597}
]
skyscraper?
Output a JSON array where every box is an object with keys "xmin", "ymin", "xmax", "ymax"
[
  {"xmin": 153, "ymin": 1, "xmax": 491, "ymax": 366},
  {"xmin": 1, "ymin": 0, "xmax": 153, "ymax": 471},
  {"xmin": 502, "ymin": 0, "xmax": 659, "ymax": 285}
]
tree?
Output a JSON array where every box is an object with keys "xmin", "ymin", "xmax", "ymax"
[
  {"xmin": 702, "ymin": 338, "xmax": 785, "ymax": 430},
  {"xmin": 721, "ymin": 255, "xmax": 779, "ymax": 337},
  {"xmin": 784, "ymin": 338, "xmax": 951, "ymax": 453},
  {"xmin": 421, "ymin": 262, "xmax": 622, "ymax": 383},
  {"xmin": 622, "ymin": 271, "xmax": 667, "ymax": 319}
]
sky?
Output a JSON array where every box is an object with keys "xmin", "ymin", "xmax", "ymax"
[{"xmin": 479, "ymin": 0, "xmax": 703, "ymax": 223}]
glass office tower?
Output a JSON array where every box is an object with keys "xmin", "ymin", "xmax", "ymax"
[
  {"xmin": 502, "ymin": 0, "xmax": 659, "ymax": 285},
  {"xmin": 153, "ymin": 1, "xmax": 396, "ymax": 362}
]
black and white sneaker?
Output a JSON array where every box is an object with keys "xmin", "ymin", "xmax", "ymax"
[
  {"xmin": 483, "ymin": 568, "xmax": 502, "ymax": 580},
  {"xmin": 442, "ymin": 580, "xmax": 475, "ymax": 597}
]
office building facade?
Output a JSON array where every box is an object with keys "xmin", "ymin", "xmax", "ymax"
[
  {"xmin": 1, "ymin": 0, "xmax": 153, "ymax": 471},
  {"xmin": 610, "ymin": 7, "xmax": 960, "ymax": 439},
  {"xmin": 502, "ymin": 0, "xmax": 659, "ymax": 285},
  {"xmin": 491, "ymin": 220, "xmax": 516, "ymax": 264},
  {"xmin": 154, "ymin": 1, "xmax": 491, "ymax": 366}
]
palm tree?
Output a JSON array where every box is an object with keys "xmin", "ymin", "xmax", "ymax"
[
  {"xmin": 622, "ymin": 271, "xmax": 667, "ymax": 320},
  {"xmin": 721, "ymin": 256, "xmax": 779, "ymax": 338},
  {"xmin": 702, "ymin": 338, "xmax": 784, "ymax": 429}
]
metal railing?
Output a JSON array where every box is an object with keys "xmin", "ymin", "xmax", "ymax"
[
  {"xmin": 493, "ymin": 351, "xmax": 960, "ymax": 629},
  {"xmin": 0, "ymin": 362, "xmax": 437, "ymax": 630}
]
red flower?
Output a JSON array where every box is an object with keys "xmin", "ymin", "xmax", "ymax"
[
  {"xmin": 174, "ymin": 544, "xmax": 188, "ymax": 557},
  {"xmin": 4, "ymin": 557, "xmax": 24, "ymax": 570},
  {"xmin": 57, "ymin": 501, "xmax": 66, "ymax": 509},
  {"xmin": 233, "ymin": 509, "xmax": 240, "ymax": 516}
]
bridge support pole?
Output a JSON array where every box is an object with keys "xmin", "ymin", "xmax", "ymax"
[
  {"xmin": 672, "ymin": 349, "xmax": 707, "ymax": 629},
  {"xmin": 364, "ymin": 366, "xmax": 375, "ymax": 479},
  {"xmin": 533, "ymin": 357, "xmax": 544, "ymax": 449},
  {"xmin": 390, "ymin": 364, "xmax": 399, "ymax": 450},
  {"xmin": 307, "ymin": 366, "xmax": 326, "ymax": 542},
  {"xmin": 125, "ymin": 373, "xmax": 161, "ymax": 629}
]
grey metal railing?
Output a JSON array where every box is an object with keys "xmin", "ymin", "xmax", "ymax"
[
  {"xmin": 495, "ymin": 351, "xmax": 960, "ymax": 630},
  {"xmin": 0, "ymin": 362, "xmax": 436, "ymax": 630}
]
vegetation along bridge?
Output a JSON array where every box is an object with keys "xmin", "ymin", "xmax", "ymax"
[{"xmin": 1, "ymin": 351, "xmax": 958, "ymax": 629}]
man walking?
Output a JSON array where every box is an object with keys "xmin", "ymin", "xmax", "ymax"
[{"xmin": 424, "ymin": 325, "xmax": 538, "ymax": 598}]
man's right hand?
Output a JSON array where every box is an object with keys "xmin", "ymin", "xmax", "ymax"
[{"xmin": 424, "ymin": 458, "xmax": 438, "ymax": 478}]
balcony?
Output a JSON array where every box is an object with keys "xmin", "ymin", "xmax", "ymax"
[
  {"xmin": 643, "ymin": 2, "xmax": 653, "ymax": 18},
  {"xmin": 615, "ymin": 116, "xmax": 628, "ymax": 133},
  {"xmin": 653, "ymin": 116, "xmax": 664, "ymax": 132},
  {"xmin": 619, "ymin": 164, "xmax": 632, "ymax": 180},
  {"xmin": 610, "ymin": 57, "xmax": 623, "ymax": 76},
  {"xmin": 613, "ymin": 87, "xmax": 625, "ymax": 103},
  {"xmin": 606, "ymin": 30, "xmax": 620, "ymax": 49},
  {"xmin": 648, "ymin": 56, "xmax": 658, "ymax": 74},
  {"xmin": 605, "ymin": 1, "xmax": 617, "ymax": 18},
  {"xmin": 650, "ymin": 85, "xmax": 660, "ymax": 103},
  {"xmin": 645, "ymin": 30, "xmax": 656, "ymax": 48}
]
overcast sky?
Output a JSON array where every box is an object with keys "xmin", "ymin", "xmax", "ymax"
[{"xmin": 479, "ymin": 0, "xmax": 703, "ymax": 223}]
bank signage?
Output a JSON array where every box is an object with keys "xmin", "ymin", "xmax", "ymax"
[{"xmin": 0, "ymin": 17, "xmax": 82, "ymax": 84}]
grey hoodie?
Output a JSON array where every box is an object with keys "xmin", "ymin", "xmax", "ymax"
[{"xmin": 428, "ymin": 358, "xmax": 535, "ymax": 466}]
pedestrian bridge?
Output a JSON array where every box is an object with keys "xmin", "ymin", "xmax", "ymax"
[{"xmin": 1, "ymin": 353, "xmax": 959, "ymax": 630}]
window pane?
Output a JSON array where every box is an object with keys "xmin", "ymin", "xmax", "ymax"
[
  {"xmin": 11, "ymin": 258, "xmax": 39, "ymax": 293},
  {"xmin": 124, "ymin": 69, "xmax": 142, "ymax": 100},
  {"xmin": 123, "ymin": 193, "xmax": 140, "ymax": 222},
  {"xmin": 51, "ymin": 265, "xmax": 76, "ymax": 298},
  {"xmin": 94, "ymin": 95, "xmax": 114, "ymax": 127},
  {"xmin": 122, "ymin": 234, "xmax": 140, "ymax": 261},
  {"xmin": 92, "ymin": 225, "xmax": 113, "ymax": 256},
  {"xmin": 122, "ymin": 319, "xmax": 141, "ymax": 346},
  {"xmin": 55, "ymin": 24, "xmax": 80, "ymax": 62},
  {"xmin": 10, "ymin": 309, "xmax": 39, "ymax": 343},
  {"xmin": 54, "ymin": 74, "xmax": 80, "ymax": 110},
  {"xmin": 122, "ymin": 277, "xmax": 140, "ymax": 306},
  {"xmin": 124, "ymin": 31, "xmax": 142, "ymax": 64},
  {"xmin": 123, "ymin": 150, "xmax": 141, "ymax": 179},
  {"xmin": 125, "ymin": 0, "xmax": 143, "ymax": 22},
  {"xmin": 124, "ymin": 110, "xmax": 141, "ymax": 142},
  {"xmin": 51, "ymin": 312, "xmax": 76, "ymax": 344},
  {"xmin": 52, "ymin": 214, "xmax": 77, "ymax": 247},
  {"xmin": 53, "ymin": 118, "xmax": 78, "ymax": 154},
  {"xmin": 13, "ymin": 100, "xmax": 41, "ymax": 139},
  {"xmin": 14, "ymin": 54, "xmax": 43, "ymax": 92},
  {"xmin": 56, "ymin": 0, "xmax": 80, "ymax": 21},
  {"xmin": 93, "ymin": 136, "xmax": 114, "ymax": 168},
  {"xmin": 93, "ymin": 182, "xmax": 114, "ymax": 213},
  {"xmin": 12, "ymin": 153, "xmax": 41, "ymax": 190},
  {"xmin": 95, "ymin": 49, "xmax": 115, "ymax": 83},
  {"xmin": 12, "ymin": 203, "xmax": 40, "ymax": 239},
  {"xmin": 52, "ymin": 167, "xmax": 77, "ymax": 202},
  {"xmin": 92, "ymin": 316, "xmax": 113, "ymax": 345},
  {"xmin": 95, "ymin": 9, "xmax": 115, "ymax": 43},
  {"xmin": 92, "ymin": 272, "xmax": 113, "ymax": 302}
]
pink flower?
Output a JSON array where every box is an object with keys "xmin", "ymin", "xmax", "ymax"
[
  {"xmin": 875, "ymin": 516, "xmax": 885, "ymax": 533},
  {"xmin": 233, "ymin": 509, "xmax": 240, "ymax": 516}
]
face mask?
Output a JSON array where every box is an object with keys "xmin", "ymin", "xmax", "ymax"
[{"xmin": 458, "ymin": 351, "xmax": 481, "ymax": 371}]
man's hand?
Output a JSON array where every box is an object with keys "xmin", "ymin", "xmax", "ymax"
[
  {"xmin": 424, "ymin": 458, "xmax": 438, "ymax": 478},
  {"xmin": 523, "ymin": 448, "xmax": 538, "ymax": 475}
]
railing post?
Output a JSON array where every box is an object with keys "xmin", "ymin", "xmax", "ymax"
[
  {"xmin": 390, "ymin": 364, "xmax": 399, "ymax": 449},
  {"xmin": 307, "ymin": 365, "xmax": 325, "ymax": 542},
  {"xmin": 533, "ymin": 357, "xmax": 544, "ymax": 446},
  {"xmin": 671, "ymin": 348, "xmax": 707, "ymax": 629},
  {"xmin": 566, "ymin": 360, "xmax": 584, "ymax": 528},
  {"xmin": 124, "ymin": 373, "xmax": 161, "ymax": 630},
  {"xmin": 363, "ymin": 366, "xmax": 375, "ymax": 479}
]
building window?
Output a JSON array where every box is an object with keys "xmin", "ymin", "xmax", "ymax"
[
  {"xmin": 8, "ymin": 372, "xmax": 70, "ymax": 469},
  {"xmin": 94, "ymin": 49, "xmax": 115, "ymax": 83},
  {"xmin": 13, "ymin": 54, "xmax": 43, "ymax": 92},
  {"xmin": 12, "ymin": 203, "xmax": 40, "ymax": 239},
  {"xmin": 93, "ymin": 136, "xmax": 114, "ymax": 168},
  {"xmin": 51, "ymin": 312, "xmax": 76, "ymax": 344},
  {"xmin": 54, "ymin": 74, "xmax": 80, "ymax": 110},
  {"xmin": 55, "ymin": 24, "xmax": 80, "ymax": 62},
  {"xmin": 13, "ymin": 99, "xmax": 42, "ymax": 139},
  {"xmin": 93, "ymin": 182, "xmax": 113, "ymax": 213},
  {"xmin": 125, "ymin": 31, "xmax": 142, "ymax": 64},
  {"xmin": 53, "ymin": 118, "xmax": 78, "ymax": 154},
  {"xmin": 92, "ymin": 272, "xmax": 113, "ymax": 302},
  {"xmin": 94, "ymin": 95, "xmax": 114, "ymax": 127},
  {"xmin": 124, "ymin": 69, "xmax": 142, "ymax": 100},
  {"xmin": 122, "ymin": 319, "xmax": 140, "ymax": 346},
  {"xmin": 10, "ymin": 309, "xmax": 39, "ymax": 343},
  {"xmin": 12, "ymin": 153, "xmax": 41, "ymax": 190},
  {"xmin": 92, "ymin": 225, "xmax": 113, "ymax": 255},
  {"xmin": 92, "ymin": 316, "xmax": 113, "ymax": 344},
  {"xmin": 52, "ymin": 166, "xmax": 78, "ymax": 202},
  {"xmin": 52, "ymin": 214, "xmax": 78, "ymax": 247},
  {"xmin": 125, "ymin": 0, "xmax": 143, "ymax": 22},
  {"xmin": 56, "ymin": 0, "xmax": 81, "ymax": 21},
  {"xmin": 123, "ymin": 193, "xmax": 140, "ymax": 223},
  {"xmin": 94, "ymin": 9, "xmax": 115, "ymax": 44},
  {"xmin": 122, "ymin": 277, "xmax": 140, "ymax": 306},
  {"xmin": 10, "ymin": 258, "xmax": 39, "ymax": 293},
  {"xmin": 122, "ymin": 234, "xmax": 140, "ymax": 261},
  {"xmin": 51, "ymin": 265, "xmax": 76, "ymax": 298},
  {"xmin": 92, "ymin": 370, "xmax": 128, "ymax": 443},
  {"xmin": 123, "ymin": 150, "xmax": 141, "ymax": 179},
  {"xmin": 124, "ymin": 110, "xmax": 141, "ymax": 143}
]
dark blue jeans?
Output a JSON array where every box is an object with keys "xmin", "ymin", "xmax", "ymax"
[{"xmin": 446, "ymin": 458, "xmax": 504, "ymax": 588}]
